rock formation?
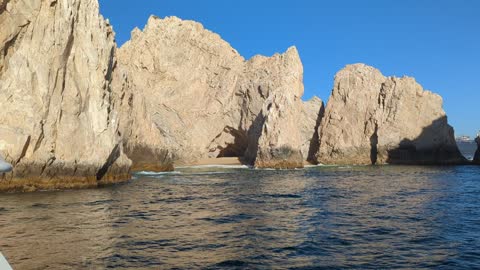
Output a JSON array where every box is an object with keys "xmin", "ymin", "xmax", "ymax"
[
  {"xmin": 240, "ymin": 46, "xmax": 307, "ymax": 168},
  {"xmin": 0, "ymin": 0, "xmax": 131, "ymax": 191},
  {"xmin": 249, "ymin": 95, "xmax": 324, "ymax": 168},
  {"xmin": 115, "ymin": 16, "xmax": 314, "ymax": 169},
  {"xmin": 112, "ymin": 65, "xmax": 174, "ymax": 172},
  {"xmin": 316, "ymin": 64, "xmax": 465, "ymax": 165},
  {"xmin": 474, "ymin": 136, "xmax": 480, "ymax": 164},
  {"xmin": 251, "ymin": 93, "xmax": 304, "ymax": 169},
  {"xmin": 114, "ymin": 16, "xmax": 244, "ymax": 167},
  {"xmin": 0, "ymin": 1, "xmax": 467, "ymax": 191}
]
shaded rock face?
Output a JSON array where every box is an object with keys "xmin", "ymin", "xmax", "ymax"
[
  {"xmin": 474, "ymin": 137, "xmax": 480, "ymax": 164},
  {"xmin": 0, "ymin": 0, "xmax": 131, "ymax": 191},
  {"xmin": 115, "ymin": 16, "xmax": 314, "ymax": 168},
  {"xmin": 317, "ymin": 64, "xmax": 465, "ymax": 165}
]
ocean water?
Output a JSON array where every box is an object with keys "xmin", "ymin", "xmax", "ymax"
[{"xmin": 1, "ymin": 164, "xmax": 480, "ymax": 269}]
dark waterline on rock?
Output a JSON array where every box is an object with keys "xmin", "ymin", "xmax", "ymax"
[{"xmin": 1, "ymin": 165, "xmax": 480, "ymax": 269}]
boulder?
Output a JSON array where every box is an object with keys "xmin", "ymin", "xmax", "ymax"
[
  {"xmin": 316, "ymin": 64, "xmax": 465, "ymax": 165},
  {"xmin": 0, "ymin": 0, "xmax": 131, "ymax": 191}
]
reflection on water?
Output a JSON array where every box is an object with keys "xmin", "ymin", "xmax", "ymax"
[{"xmin": 1, "ymin": 165, "xmax": 480, "ymax": 269}]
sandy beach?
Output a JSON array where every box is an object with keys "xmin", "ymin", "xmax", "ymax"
[
  {"xmin": 186, "ymin": 157, "xmax": 317, "ymax": 167},
  {"xmin": 190, "ymin": 157, "xmax": 245, "ymax": 166}
]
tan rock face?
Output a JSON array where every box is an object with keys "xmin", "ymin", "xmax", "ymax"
[
  {"xmin": 252, "ymin": 93, "xmax": 304, "ymax": 169},
  {"xmin": 242, "ymin": 49, "xmax": 325, "ymax": 168},
  {"xmin": 112, "ymin": 65, "xmax": 174, "ymax": 172},
  {"xmin": 317, "ymin": 64, "xmax": 465, "ymax": 165},
  {"xmin": 116, "ymin": 16, "xmax": 245, "ymax": 167},
  {"xmin": 241, "ymin": 47, "xmax": 307, "ymax": 167},
  {"xmin": 115, "ymin": 16, "xmax": 313, "ymax": 169},
  {"xmin": 0, "ymin": 0, "xmax": 131, "ymax": 191}
]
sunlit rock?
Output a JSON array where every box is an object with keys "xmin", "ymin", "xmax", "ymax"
[
  {"xmin": 115, "ymin": 16, "xmax": 315, "ymax": 169},
  {"xmin": 0, "ymin": 0, "xmax": 131, "ymax": 191},
  {"xmin": 316, "ymin": 64, "xmax": 465, "ymax": 165}
]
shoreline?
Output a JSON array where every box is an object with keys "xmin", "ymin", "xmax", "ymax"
[
  {"xmin": 0, "ymin": 173, "xmax": 131, "ymax": 193},
  {"xmin": 190, "ymin": 157, "xmax": 246, "ymax": 166},
  {"xmin": 179, "ymin": 157, "xmax": 318, "ymax": 167}
]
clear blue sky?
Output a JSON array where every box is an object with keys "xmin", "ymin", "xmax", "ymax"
[{"xmin": 99, "ymin": 0, "xmax": 479, "ymax": 137}]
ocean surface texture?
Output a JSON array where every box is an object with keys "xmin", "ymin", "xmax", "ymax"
[{"xmin": 1, "ymin": 164, "xmax": 480, "ymax": 269}]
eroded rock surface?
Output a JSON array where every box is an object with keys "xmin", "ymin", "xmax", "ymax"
[
  {"xmin": 0, "ymin": 0, "xmax": 131, "ymax": 191},
  {"xmin": 252, "ymin": 93, "xmax": 304, "ymax": 169},
  {"xmin": 115, "ymin": 16, "xmax": 245, "ymax": 167},
  {"xmin": 112, "ymin": 65, "xmax": 174, "ymax": 172},
  {"xmin": 2, "ymin": 2, "xmax": 464, "ymax": 192},
  {"xmin": 317, "ymin": 64, "xmax": 465, "ymax": 165},
  {"xmin": 115, "ymin": 16, "xmax": 313, "ymax": 168}
]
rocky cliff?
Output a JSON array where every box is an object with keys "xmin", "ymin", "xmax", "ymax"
[
  {"xmin": 115, "ymin": 16, "xmax": 314, "ymax": 169},
  {"xmin": 316, "ymin": 64, "xmax": 465, "ymax": 165},
  {"xmin": 0, "ymin": 1, "xmax": 468, "ymax": 191},
  {"xmin": 241, "ymin": 47, "xmax": 307, "ymax": 168},
  {"xmin": 0, "ymin": 0, "xmax": 131, "ymax": 191}
]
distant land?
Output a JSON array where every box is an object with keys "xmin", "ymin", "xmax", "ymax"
[{"xmin": 455, "ymin": 134, "xmax": 479, "ymax": 143}]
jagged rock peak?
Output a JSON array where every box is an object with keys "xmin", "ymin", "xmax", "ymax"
[{"xmin": 124, "ymin": 15, "xmax": 243, "ymax": 60}]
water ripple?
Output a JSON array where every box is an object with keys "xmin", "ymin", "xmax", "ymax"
[{"xmin": 1, "ymin": 165, "xmax": 480, "ymax": 269}]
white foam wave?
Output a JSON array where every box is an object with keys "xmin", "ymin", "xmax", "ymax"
[
  {"xmin": 135, "ymin": 171, "xmax": 182, "ymax": 176},
  {"xmin": 176, "ymin": 164, "xmax": 250, "ymax": 169},
  {"xmin": 185, "ymin": 171, "xmax": 236, "ymax": 175}
]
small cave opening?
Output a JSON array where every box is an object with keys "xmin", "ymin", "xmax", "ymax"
[{"xmin": 214, "ymin": 128, "xmax": 249, "ymax": 159}]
